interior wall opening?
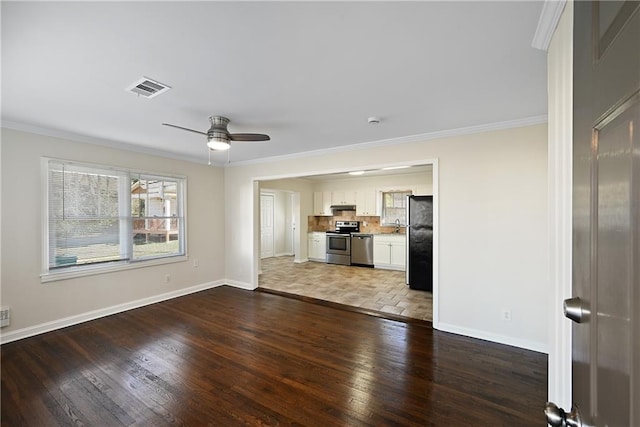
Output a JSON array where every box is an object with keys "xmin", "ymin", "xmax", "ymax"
[{"xmin": 254, "ymin": 161, "xmax": 438, "ymax": 324}]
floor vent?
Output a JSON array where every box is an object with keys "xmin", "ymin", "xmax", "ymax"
[{"xmin": 126, "ymin": 77, "xmax": 171, "ymax": 98}]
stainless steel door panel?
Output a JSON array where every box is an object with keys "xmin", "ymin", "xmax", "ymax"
[
  {"xmin": 594, "ymin": 98, "xmax": 638, "ymax": 426},
  {"xmin": 326, "ymin": 253, "xmax": 351, "ymax": 266},
  {"xmin": 326, "ymin": 234, "xmax": 350, "ymax": 255},
  {"xmin": 326, "ymin": 233, "xmax": 351, "ymax": 265},
  {"xmin": 565, "ymin": 2, "xmax": 640, "ymax": 425}
]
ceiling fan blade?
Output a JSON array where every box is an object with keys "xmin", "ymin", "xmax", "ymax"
[
  {"xmin": 229, "ymin": 133, "xmax": 270, "ymax": 142},
  {"xmin": 162, "ymin": 123, "xmax": 207, "ymax": 136}
]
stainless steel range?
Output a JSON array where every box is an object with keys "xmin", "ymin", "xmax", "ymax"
[{"xmin": 326, "ymin": 221, "xmax": 359, "ymax": 265}]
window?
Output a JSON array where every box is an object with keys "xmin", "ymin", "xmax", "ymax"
[
  {"xmin": 44, "ymin": 159, "xmax": 185, "ymax": 279},
  {"xmin": 381, "ymin": 190, "xmax": 412, "ymax": 225}
]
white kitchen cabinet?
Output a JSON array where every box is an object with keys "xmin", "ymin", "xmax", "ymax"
[
  {"xmin": 331, "ymin": 191, "xmax": 356, "ymax": 206},
  {"xmin": 373, "ymin": 234, "xmax": 406, "ymax": 270},
  {"xmin": 355, "ymin": 190, "xmax": 377, "ymax": 216},
  {"xmin": 313, "ymin": 191, "xmax": 332, "ymax": 216},
  {"xmin": 307, "ymin": 232, "xmax": 326, "ymax": 261}
]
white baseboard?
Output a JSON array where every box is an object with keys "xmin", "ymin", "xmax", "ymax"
[
  {"xmin": 435, "ymin": 322, "xmax": 549, "ymax": 354},
  {"xmin": 1, "ymin": 280, "xmax": 550, "ymax": 355},
  {"xmin": 224, "ymin": 279, "xmax": 256, "ymax": 291},
  {"xmin": 294, "ymin": 258, "xmax": 308, "ymax": 264},
  {"xmin": 0, "ymin": 280, "xmax": 225, "ymax": 345},
  {"xmin": 374, "ymin": 264, "xmax": 405, "ymax": 271},
  {"xmin": 274, "ymin": 252, "xmax": 294, "ymax": 257}
]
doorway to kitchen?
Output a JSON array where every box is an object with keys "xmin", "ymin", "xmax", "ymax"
[{"xmin": 255, "ymin": 161, "xmax": 438, "ymax": 324}]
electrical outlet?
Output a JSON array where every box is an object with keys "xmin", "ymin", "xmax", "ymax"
[
  {"xmin": 0, "ymin": 307, "xmax": 11, "ymax": 327},
  {"xmin": 193, "ymin": 259, "xmax": 199, "ymax": 268},
  {"xmin": 165, "ymin": 274, "xmax": 171, "ymax": 283},
  {"xmin": 501, "ymin": 309, "xmax": 512, "ymax": 322}
]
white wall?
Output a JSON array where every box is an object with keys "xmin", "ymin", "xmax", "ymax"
[
  {"xmin": 283, "ymin": 193, "xmax": 293, "ymax": 255},
  {"xmin": 225, "ymin": 124, "xmax": 549, "ymax": 352},
  {"xmin": 0, "ymin": 124, "xmax": 549, "ymax": 352},
  {"xmin": 273, "ymin": 192, "xmax": 287, "ymax": 255},
  {"xmin": 0, "ymin": 128, "xmax": 226, "ymax": 342}
]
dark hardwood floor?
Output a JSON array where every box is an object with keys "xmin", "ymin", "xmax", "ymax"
[{"xmin": 1, "ymin": 286, "xmax": 547, "ymax": 426}]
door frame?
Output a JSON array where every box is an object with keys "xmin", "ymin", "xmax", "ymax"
[{"xmin": 545, "ymin": 0, "xmax": 573, "ymax": 408}]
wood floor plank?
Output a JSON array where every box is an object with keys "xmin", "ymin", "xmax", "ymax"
[{"xmin": 1, "ymin": 286, "xmax": 547, "ymax": 426}]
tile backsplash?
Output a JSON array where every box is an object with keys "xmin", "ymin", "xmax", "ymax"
[{"xmin": 308, "ymin": 213, "xmax": 405, "ymax": 234}]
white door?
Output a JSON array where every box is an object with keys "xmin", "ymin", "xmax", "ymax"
[
  {"xmin": 547, "ymin": 2, "xmax": 639, "ymax": 426},
  {"xmin": 260, "ymin": 194, "xmax": 274, "ymax": 259}
]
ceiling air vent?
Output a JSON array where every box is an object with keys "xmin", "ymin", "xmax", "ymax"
[{"xmin": 126, "ymin": 77, "xmax": 171, "ymax": 98}]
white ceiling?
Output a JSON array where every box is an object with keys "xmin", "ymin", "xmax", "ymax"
[{"xmin": 1, "ymin": 1, "xmax": 547, "ymax": 166}]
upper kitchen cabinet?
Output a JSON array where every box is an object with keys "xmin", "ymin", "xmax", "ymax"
[
  {"xmin": 355, "ymin": 190, "xmax": 377, "ymax": 216},
  {"xmin": 331, "ymin": 191, "xmax": 356, "ymax": 206},
  {"xmin": 313, "ymin": 191, "xmax": 332, "ymax": 216},
  {"xmin": 309, "ymin": 166, "xmax": 432, "ymax": 216}
]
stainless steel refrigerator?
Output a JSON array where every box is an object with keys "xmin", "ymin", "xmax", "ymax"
[{"xmin": 406, "ymin": 195, "xmax": 433, "ymax": 291}]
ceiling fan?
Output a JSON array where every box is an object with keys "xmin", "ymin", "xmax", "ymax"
[{"xmin": 162, "ymin": 116, "xmax": 270, "ymax": 151}]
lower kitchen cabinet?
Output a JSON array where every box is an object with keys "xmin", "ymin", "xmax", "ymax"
[
  {"xmin": 308, "ymin": 232, "xmax": 326, "ymax": 262},
  {"xmin": 373, "ymin": 234, "xmax": 406, "ymax": 270}
]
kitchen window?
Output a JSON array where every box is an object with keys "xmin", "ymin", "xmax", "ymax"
[
  {"xmin": 43, "ymin": 159, "xmax": 186, "ymax": 281},
  {"xmin": 380, "ymin": 190, "xmax": 412, "ymax": 225}
]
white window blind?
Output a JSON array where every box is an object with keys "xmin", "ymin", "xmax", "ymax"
[{"xmin": 46, "ymin": 160, "xmax": 185, "ymax": 274}]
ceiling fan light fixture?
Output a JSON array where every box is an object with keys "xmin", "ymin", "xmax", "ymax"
[
  {"xmin": 162, "ymin": 115, "xmax": 268, "ymax": 157},
  {"xmin": 207, "ymin": 136, "xmax": 231, "ymax": 151}
]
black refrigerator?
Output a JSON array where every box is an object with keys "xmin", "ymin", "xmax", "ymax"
[{"xmin": 406, "ymin": 195, "xmax": 433, "ymax": 291}]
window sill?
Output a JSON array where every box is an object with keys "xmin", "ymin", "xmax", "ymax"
[{"xmin": 40, "ymin": 255, "xmax": 188, "ymax": 283}]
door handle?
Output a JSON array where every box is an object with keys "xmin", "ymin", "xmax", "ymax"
[
  {"xmin": 545, "ymin": 402, "xmax": 585, "ymax": 427},
  {"xmin": 563, "ymin": 297, "xmax": 590, "ymax": 323}
]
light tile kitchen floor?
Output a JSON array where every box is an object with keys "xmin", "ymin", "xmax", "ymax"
[{"xmin": 258, "ymin": 256, "xmax": 433, "ymax": 322}]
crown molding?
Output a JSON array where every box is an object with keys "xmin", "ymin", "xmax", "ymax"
[
  {"xmin": 532, "ymin": 0, "xmax": 567, "ymax": 51},
  {"xmin": 228, "ymin": 114, "xmax": 548, "ymax": 167},
  {"xmin": 3, "ymin": 114, "xmax": 547, "ymax": 168},
  {"xmin": 1, "ymin": 119, "xmax": 206, "ymax": 165}
]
